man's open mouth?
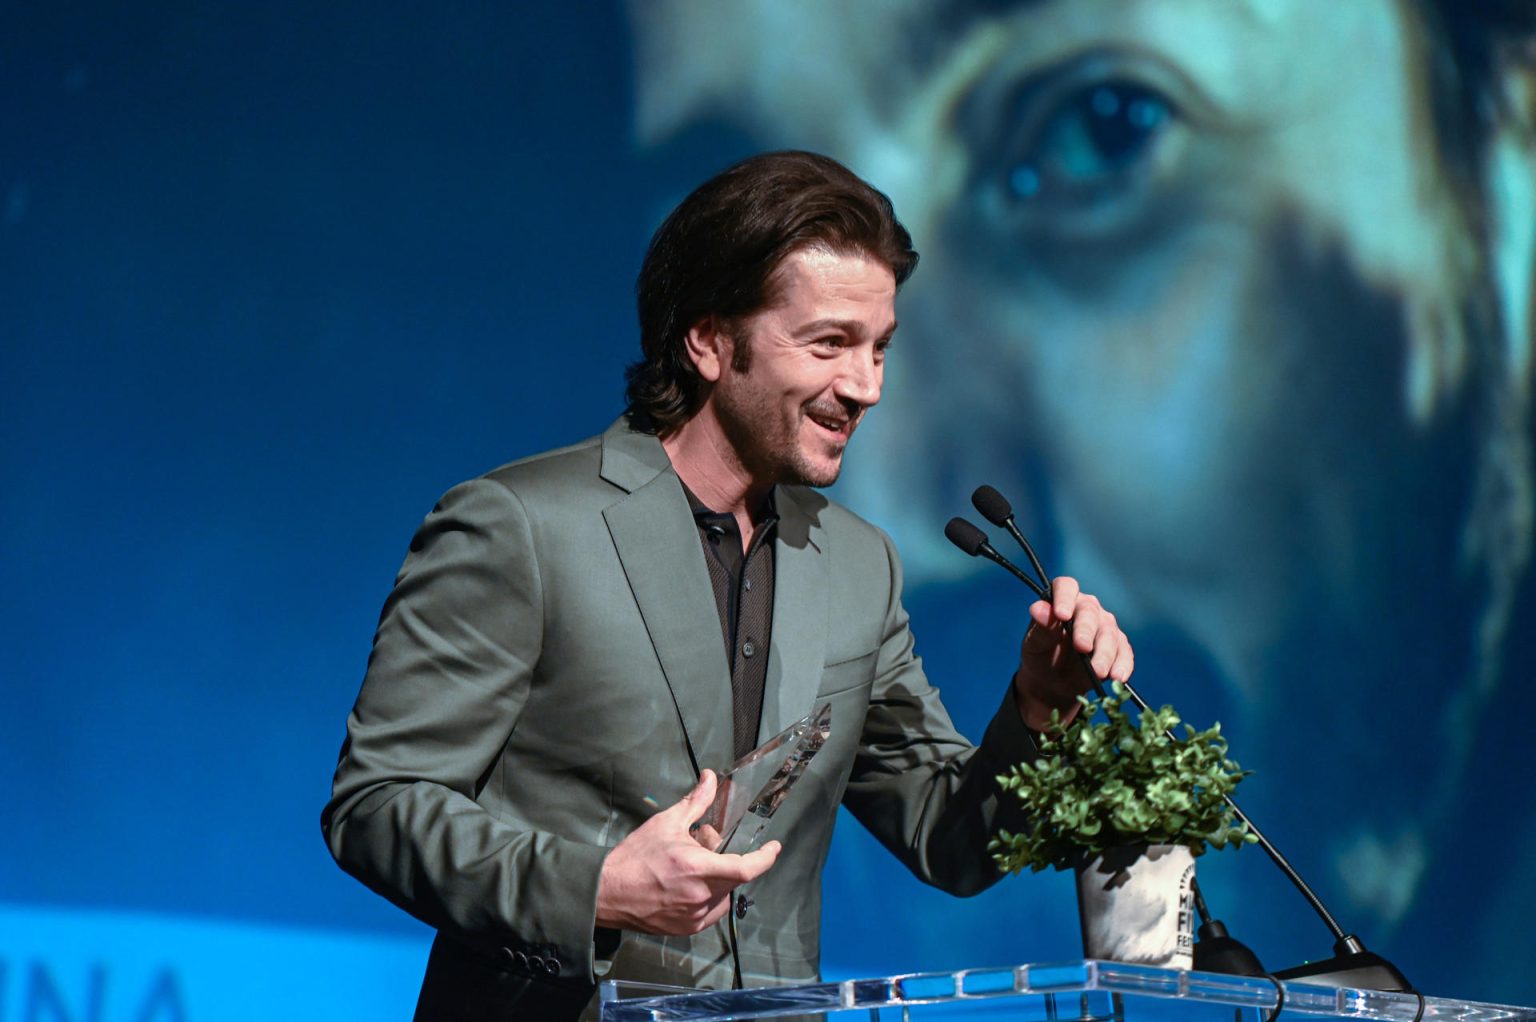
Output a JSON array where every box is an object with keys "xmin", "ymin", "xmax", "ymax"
[{"xmin": 806, "ymin": 409, "xmax": 854, "ymax": 438}]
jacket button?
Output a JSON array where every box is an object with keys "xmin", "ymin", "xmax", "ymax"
[
  {"xmin": 734, "ymin": 893, "xmax": 753, "ymax": 919},
  {"xmin": 514, "ymin": 950, "xmax": 531, "ymax": 971},
  {"xmin": 542, "ymin": 957, "xmax": 561, "ymax": 977}
]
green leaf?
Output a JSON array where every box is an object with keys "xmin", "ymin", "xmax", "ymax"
[{"xmin": 994, "ymin": 681, "xmax": 1254, "ymax": 871}]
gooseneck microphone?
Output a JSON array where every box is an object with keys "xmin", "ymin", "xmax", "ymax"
[
  {"xmin": 943, "ymin": 518, "xmax": 1050, "ymax": 600},
  {"xmin": 971, "ymin": 485, "xmax": 1051, "ymax": 592},
  {"xmin": 946, "ymin": 485, "xmax": 1414, "ymax": 993}
]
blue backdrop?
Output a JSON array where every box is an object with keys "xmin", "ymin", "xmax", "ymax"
[{"xmin": 5, "ymin": 3, "xmax": 1534, "ymax": 1018}]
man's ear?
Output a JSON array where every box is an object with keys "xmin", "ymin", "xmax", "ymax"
[{"xmin": 684, "ymin": 315, "xmax": 728, "ymax": 383}]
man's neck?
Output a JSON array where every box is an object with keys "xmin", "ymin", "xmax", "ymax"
[{"xmin": 661, "ymin": 413, "xmax": 771, "ymax": 549}]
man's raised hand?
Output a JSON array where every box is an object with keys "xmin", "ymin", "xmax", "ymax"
[
  {"xmin": 595, "ymin": 769, "xmax": 782, "ymax": 935},
  {"xmin": 1012, "ymin": 575, "xmax": 1135, "ymax": 732}
]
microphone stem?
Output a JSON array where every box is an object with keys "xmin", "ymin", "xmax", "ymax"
[
  {"xmin": 1191, "ymin": 877, "xmax": 1213, "ymax": 926},
  {"xmin": 1110, "ymin": 674, "xmax": 1349, "ymax": 942},
  {"xmin": 980, "ymin": 545, "xmax": 1049, "ymax": 601}
]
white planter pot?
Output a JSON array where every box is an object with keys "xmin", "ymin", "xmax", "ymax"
[{"xmin": 1076, "ymin": 844, "xmax": 1196, "ymax": 969}]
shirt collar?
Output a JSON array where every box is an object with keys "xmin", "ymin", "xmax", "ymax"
[{"xmin": 679, "ymin": 481, "xmax": 780, "ymax": 535}]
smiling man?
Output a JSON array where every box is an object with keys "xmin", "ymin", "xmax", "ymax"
[{"xmin": 322, "ymin": 151, "xmax": 1133, "ymax": 1021}]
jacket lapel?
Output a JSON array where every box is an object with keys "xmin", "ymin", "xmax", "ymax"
[
  {"xmin": 600, "ymin": 421, "xmax": 734, "ymax": 776},
  {"xmin": 761, "ymin": 485, "xmax": 830, "ymax": 743}
]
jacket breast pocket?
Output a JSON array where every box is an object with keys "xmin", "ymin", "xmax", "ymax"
[{"xmin": 815, "ymin": 648, "xmax": 878, "ymax": 698}]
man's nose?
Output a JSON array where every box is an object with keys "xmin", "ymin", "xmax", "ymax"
[{"xmin": 836, "ymin": 349, "xmax": 882, "ymax": 408}]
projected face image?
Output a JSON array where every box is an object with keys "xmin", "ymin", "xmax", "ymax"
[{"xmin": 631, "ymin": 0, "xmax": 1536, "ymax": 938}]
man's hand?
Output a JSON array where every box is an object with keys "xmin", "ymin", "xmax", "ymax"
[
  {"xmin": 1013, "ymin": 576, "xmax": 1134, "ymax": 732},
  {"xmin": 595, "ymin": 770, "xmax": 782, "ymax": 935}
]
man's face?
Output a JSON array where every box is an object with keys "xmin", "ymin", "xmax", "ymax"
[{"xmin": 706, "ymin": 246, "xmax": 897, "ymax": 489}]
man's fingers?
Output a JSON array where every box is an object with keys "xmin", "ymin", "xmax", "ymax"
[
  {"xmin": 1082, "ymin": 613, "xmax": 1132, "ymax": 680},
  {"xmin": 691, "ymin": 823, "xmax": 723, "ymax": 850},
  {"xmin": 667, "ymin": 770, "xmax": 717, "ymax": 822},
  {"xmin": 1021, "ymin": 585, "xmax": 1131, "ymax": 682},
  {"xmin": 1072, "ymin": 604, "xmax": 1102, "ymax": 655},
  {"xmin": 689, "ymin": 769, "xmax": 718, "ymax": 806},
  {"xmin": 700, "ymin": 839, "xmax": 782, "ymax": 886},
  {"xmin": 670, "ymin": 769, "xmax": 719, "ymax": 838},
  {"xmin": 735, "ymin": 839, "xmax": 781, "ymax": 881},
  {"xmin": 1027, "ymin": 579, "xmax": 1098, "ymax": 633},
  {"xmin": 1051, "ymin": 575, "xmax": 1081, "ymax": 621},
  {"xmin": 1110, "ymin": 641, "xmax": 1135, "ymax": 682}
]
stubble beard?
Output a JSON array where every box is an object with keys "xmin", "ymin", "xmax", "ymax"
[
  {"xmin": 716, "ymin": 330, "xmax": 852, "ymax": 489},
  {"xmin": 787, "ymin": 419, "xmax": 846, "ymax": 488},
  {"xmin": 719, "ymin": 390, "xmax": 847, "ymax": 489},
  {"xmin": 714, "ymin": 370, "xmax": 851, "ymax": 490}
]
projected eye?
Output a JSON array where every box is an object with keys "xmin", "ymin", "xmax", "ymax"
[
  {"xmin": 955, "ymin": 50, "xmax": 1211, "ymax": 254},
  {"xmin": 1006, "ymin": 83, "xmax": 1173, "ymax": 201},
  {"xmin": 1004, "ymin": 81, "xmax": 1177, "ymax": 206}
]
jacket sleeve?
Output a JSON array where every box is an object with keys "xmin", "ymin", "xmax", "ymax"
[
  {"xmin": 839, "ymin": 529, "xmax": 1040, "ymax": 897},
  {"xmin": 320, "ymin": 476, "xmax": 612, "ymax": 979}
]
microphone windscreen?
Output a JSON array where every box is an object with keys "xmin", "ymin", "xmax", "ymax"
[
  {"xmin": 944, "ymin": 517, "xmax": 990, "ymax": 556},
  {"xmin": 971, "ymin": 485, "xmax": 1013, "ymax": 527}
]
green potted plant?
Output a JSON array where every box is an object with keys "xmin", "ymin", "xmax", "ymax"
[{"xmin": 990, "ymin": 682, "xmax": 1255, "ymax": 968}]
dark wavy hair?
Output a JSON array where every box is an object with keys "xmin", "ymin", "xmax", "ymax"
[{"xmin": 625, "ymin": 150, "xmax": 919, "ymax": 434}]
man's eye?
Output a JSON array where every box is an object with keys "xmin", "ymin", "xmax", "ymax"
[{"xmin": 1004, "ymin": 81, "xmax": 1175, "ymax": 203}]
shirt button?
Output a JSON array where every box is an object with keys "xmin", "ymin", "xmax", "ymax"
[
  {"xmin": 743, "ymin": 579, "xmax": 753, "ymax": 592},
  {"xmin": 742, "ymin": 640, "xmax": 755, "ymax": 658}
]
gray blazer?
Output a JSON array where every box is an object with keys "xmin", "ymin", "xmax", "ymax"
[{"xmin": 323, "ymin": 418, "xmax": 1035, "ymax": 1019}]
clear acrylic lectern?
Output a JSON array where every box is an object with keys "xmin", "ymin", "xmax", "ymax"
[{"xmin": 599, "ymin": 960, "xmax": 1536, "ymax": 1022}]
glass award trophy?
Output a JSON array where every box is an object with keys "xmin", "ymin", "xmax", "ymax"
[{"xmin": 691, "ymin": 703, "xmax": 831, "ymax": 854}]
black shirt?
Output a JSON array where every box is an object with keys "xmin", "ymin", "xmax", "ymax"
[{"xmin": 681, "ymin": 483, "xmax": 779, "ymax": 761}]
